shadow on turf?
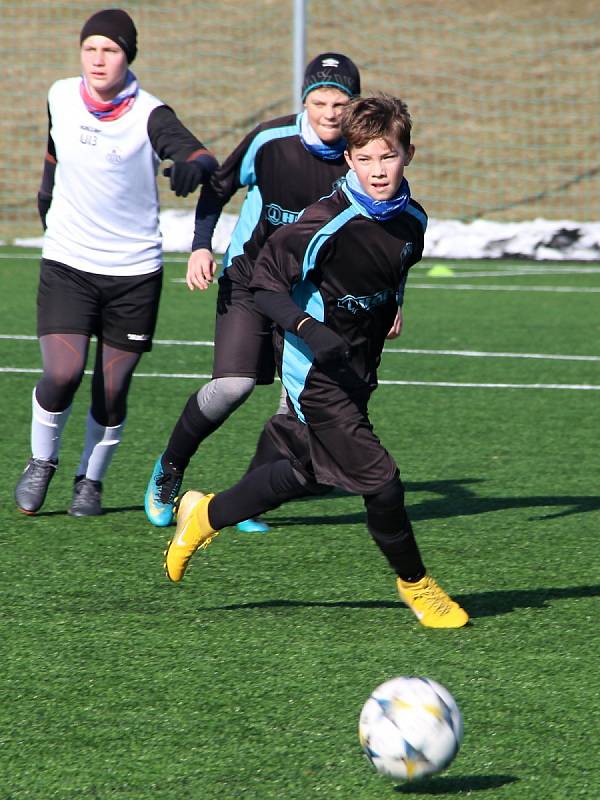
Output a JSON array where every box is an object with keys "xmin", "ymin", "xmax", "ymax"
[
  {"xmin": 204, "ymin": 584, "xmax": 600, "ymax": 618},
  {"xmin": 393, "ymin": 773, "xmax": 518, "ymax": 794},
  {"xmin": 456, "ymin": 584, "xmax": 600, "ymax": 618},
  {"xmin": 267, "ymin": 478, "xmax": 600, "ymax": 526},
  {"xmin": 22, "ymin": 478, "xmax": 598, "ymax": 521},
  {"xmin": 28, "ymin": 504, "xmax": 144, "ymax": 517}
]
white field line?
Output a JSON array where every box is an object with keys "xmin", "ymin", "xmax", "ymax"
[
  {"xmin": 2, "ymin": 333, "xmax": 599, "ymax": 363},
  {"xmin": 1, "ymin": 365, "xmax": 599, "ymax": 391},
  {"xmin": 0, "ymin": 252, "xmax": 41, "ymax": 259},
  {"xmin": 169, "ymin": 278, "xmax": 599, "ymax": 293},
  {"xmin": 446, "ymin": 268, "xmax": 600, "ymax": 277},
  {"xmin": 0, "ymin": 334, "xmax": 215, "ymax": 347},
  {"xmin": 408, "ymin": 283, "xmax": 600, "ymax": 293},
  {"xmin": 0, "ymin": 252, "xmax": 189, "ymax": 263},
  {"xmin": 2, "ymin": 252, "xmax": 597, "ymax": 273},
  {"xmin": 378, "ymin": 380, "xmax": 600, "ymax": 390},
  {"xmin": 4, "ymin": 253, "xmax": 596, "ymax": 285},
  {"xmin": 384, "ymin": 347, "xmax": 600, "ymax": 362},
  {"xmin": 412, "ymin": 265, "xmax": 600, "ymax": 276}
]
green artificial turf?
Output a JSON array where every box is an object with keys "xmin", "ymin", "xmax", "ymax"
[{"xmin": 0, "ymin": 249, "xmax": 599, "ymax": 799}]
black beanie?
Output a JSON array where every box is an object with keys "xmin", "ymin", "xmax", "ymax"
[
  {"xmin": 302, "ymin": 53, "xmax": 361, "ymax": 101},
  {"xmin": 80, "ymin": 9, "xmax": 138, "ymax": 64}
]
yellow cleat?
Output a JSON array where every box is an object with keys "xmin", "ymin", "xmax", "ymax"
[
  {"xmin": 396, "ymin": 575, "xmax": 469, "ymax": 628},
  {"xmin": 164, "ymin": 491, "xmax": 219, "ymax": 582}
]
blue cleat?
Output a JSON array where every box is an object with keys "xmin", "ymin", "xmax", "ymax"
[
  {"xmin": 145, "ymin": 455, "xmax": 183, "ymax": 527},
  {"xmin": 236, "ymin": 518, "xmax": 271, "ymax": 533}
]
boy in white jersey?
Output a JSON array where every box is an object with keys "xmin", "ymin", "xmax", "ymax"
[{"xmin": 15, "ymin": 8, "xmax": 218, "ymax": 517}]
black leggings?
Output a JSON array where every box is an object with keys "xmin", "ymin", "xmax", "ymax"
[
  {"xmin": 207, "ymin": 460, "xmax": 425, "ymax": 582},
  {"xmin": 208, "ymin": 458, "xmax": 314, "ymax": 529},
  {"xmin": 364, "ymin": 477, "xmax": 425, "ymax": 581},
  {"xmin": 35, "ymin": 333, "xmax": 142, "ymax": 426}
]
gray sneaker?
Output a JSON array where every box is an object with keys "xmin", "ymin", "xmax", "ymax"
[
  {"xmin": 15, "ymin": 457, "xmax": 58, "ymax": 514},
  {"xmin": 69, "ymin": 476, "xmax": 103, "ymax": 517}
]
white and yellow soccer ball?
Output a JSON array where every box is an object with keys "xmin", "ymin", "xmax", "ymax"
[{"xmin": 359, "ymin": 676, "xmax": 463, "ymax": 781}]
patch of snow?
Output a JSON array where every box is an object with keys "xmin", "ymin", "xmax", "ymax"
[{"xmin": 14, "ymin": 212, "xmax": 600, "ymax": 261}]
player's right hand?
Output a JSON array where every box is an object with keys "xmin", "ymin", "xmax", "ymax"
[
  {"xmin": 187, "ymin": 248, "xmax": 217, "ymax": 291},
  {"xmin": 386, "ymin": 307, "xmax": 403, "ymax": 339},
  {"xmin": 297, "ymin": 317, "xmax": 351, "ymax": 366},
  {"xmin": 164, "ymin": 161, "xmax": 205, "ymax": 197}
]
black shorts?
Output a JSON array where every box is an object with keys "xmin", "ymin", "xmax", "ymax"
[
  {"xmin": 37, "ymin": 259, "xmax": 162, "ymax": 353},
  {"xmin": 212, "ymin": 273, "xmax": 276, "ymax": 385},
  {"xmin": 264, "ymin": 398, "xmax": 398, "ymax": 496}
]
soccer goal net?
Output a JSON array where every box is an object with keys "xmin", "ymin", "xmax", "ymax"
[{"xmin": 1, "ymin": 1, "xmax": 599, "ymax": 240}]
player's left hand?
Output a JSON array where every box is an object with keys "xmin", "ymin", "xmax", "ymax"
[
  {"xmin": 386, "ymin": 308, "xmax": 403, "ymax": 339},
  {"xmin": 297, "ymin": 317, "xmax": 351, "ymax": 366},
  {"xmin": 163, "ymin": 161, "xmax": 205, "ymax": 197},
  {"xmin": 187, "ymin": 248, "xmax": 217, "ymax": 291}
]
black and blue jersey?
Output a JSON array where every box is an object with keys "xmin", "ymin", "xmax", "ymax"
[
  {"xmin": 193, "ymin": 113, "xmax": 349, "ymax": 285},
  {"xmin": 249, "ymin": 185, "xmax": 427, "ymax": 424}
]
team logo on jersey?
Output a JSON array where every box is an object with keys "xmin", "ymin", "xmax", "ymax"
[
  {"xmin": 265, "ymin": 203, "xmax": 301, "ymax": 226},
  {"xmin": 337, "ymin": 288, "xmax": 394, "ymax": 314},
  {"xmin": 106, "ymin": 147, "xmax": 123, "ymax": 164}
]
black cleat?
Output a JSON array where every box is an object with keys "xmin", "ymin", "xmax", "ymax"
[
  {"xmin": 69, "ymin": 475, "xmax": 103, "ymax": 517},
  {"xmin": 15, "ymin": 457, "xmax": 58, "ymax": 514}
]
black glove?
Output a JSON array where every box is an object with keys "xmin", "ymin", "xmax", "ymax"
[
  {"xmin": 297, "ymin": 317, "xmax": 351, "ymax": 366},
  {"xmin": 163, "ymin": 160, "xmax": 205, "ymax": 197}
]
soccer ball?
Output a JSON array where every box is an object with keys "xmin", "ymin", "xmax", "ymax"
[{"xmin": 359, "ymin": 676, "xmax": 463, "ymax": 781}]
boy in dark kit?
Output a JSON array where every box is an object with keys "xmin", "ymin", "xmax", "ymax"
[
  {"xmin": 145, "ymin": 53, "xmax": 364, "ymax": 532},
  {"xmin": 163, "ymin": 95, "xmax": 468, "ymax": 629},
  {"xmin": 145, "ymin": 55, "xmax": 400, "ymax": 532}
]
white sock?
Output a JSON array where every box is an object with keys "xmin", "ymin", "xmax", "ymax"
[
  {"xmin": 77, "ymin": 411, "xmax": 126, "ymax": 482},
  {"xmin": 31, "ymin": 388, "xmax": 72, "ymax": 462}
]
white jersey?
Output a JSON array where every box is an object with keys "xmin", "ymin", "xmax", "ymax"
[{"xmin": 43, "ymin": 77, "xmax": 165, "ymax": 276}]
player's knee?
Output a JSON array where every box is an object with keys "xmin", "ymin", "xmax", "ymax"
[
  {"xmin": 266, "ymin": 461, "xmax": 313, "ymax": 500},
  {"xmin": 207, "ymin": 376, "xmax": 256, "ymax": 411},
  {"xmin": 364, "ymin": 477, "xmax": 409, "ymax": 535},
  {"xmin": 365, "ymin": 477, "xmax": 405, "ymax": 512},
  {"xmin": 268, "ymin": 462, "xmax": 331, "ymax": 499},
  {"xmin": 37, "ymin": 369, "xmax": 84, "ymax": 410}
]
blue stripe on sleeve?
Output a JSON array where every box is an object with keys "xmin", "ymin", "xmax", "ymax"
[
  {"xmin": 223, "ymin": 184, "xmax": 263, "ymax": 268},
  {"xmin": 281, "ymin": 205, "xmax": 358, "ymax": 421},
  {"xmin": 282, "ymin": 280, "xmax": 324, "ymax": 422},
  {"xmin": 406, "ymin": 201, "xmax": 428, "ymax": 232},
  {"xmin": 225, "ymin": 118, "xmax": 300, "ymax": 269},
  {"xmin": 238, "ymin": 118, "xmax": 300, "ymax": 185}
]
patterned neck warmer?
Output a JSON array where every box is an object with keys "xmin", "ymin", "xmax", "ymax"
[
  {"xmin": 298, "ymin": 111, "xmax": 346, "ymax": 161},
  {"xmin": 80, "ymin": 70, "xmax": 138, "ymax": 121},
  {"xmin": 343, "ymin": 169, "xmax": 411, "ymax": 221}
]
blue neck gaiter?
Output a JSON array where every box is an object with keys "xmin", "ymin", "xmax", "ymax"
[
  {"xmin": 344, "ymin": 169, "xmax": 411, "ymax": 221},
  {"xmin": 298, "ymin": 111, "xmax": 346, "ymax": 161}
]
